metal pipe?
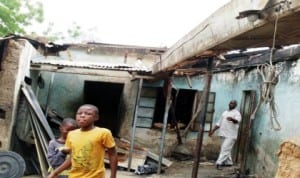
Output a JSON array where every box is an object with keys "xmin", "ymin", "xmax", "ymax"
[
  {"xmin": 191, "ymin": 58, "xmax": 213, "ymax": 178},
  {"xmin": 128, "ymin": 78, "xmax": 143, "ymax": 171},
  {"xmin": 157, "ymin": 79, "xmax": 172, "ymax": 174}
]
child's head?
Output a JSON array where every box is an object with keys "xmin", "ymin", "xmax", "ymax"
[
  {"xmin": 59, "ymin": 118, "xmax": 78, "ymax": 139},
  {"xmin": 76, "ymin": 104, "xmax": 99, "ymax": 130}
]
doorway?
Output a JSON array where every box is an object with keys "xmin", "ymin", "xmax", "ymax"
[
  {"xmin": 84, "ymin": 81, "xmax": 124, "ymax": 136},
  {"xmin": 152, "ymin": 88, "xmax": 197, "ymax": 128}
]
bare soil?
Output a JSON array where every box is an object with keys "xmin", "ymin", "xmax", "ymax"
[
  {"xmin": 23, "ymin": 160, "xmax": 242, "ymax": 178},
  {"xmin": 106, "ymin": 160, "xmax": 241, "ymax": 178}
]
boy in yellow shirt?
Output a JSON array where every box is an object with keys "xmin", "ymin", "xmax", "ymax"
[{"xmin": 48, "ymin": 104, "xmax": 118, "ymax": 178}]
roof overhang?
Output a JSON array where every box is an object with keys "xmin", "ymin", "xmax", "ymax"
[{"xmin": 152, "ymin": 0, "xmax": 300, "ymax": 74}]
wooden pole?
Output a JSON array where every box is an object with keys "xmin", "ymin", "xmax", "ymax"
[
  {"xmin": 191, "ymin": 58, "xmax": 213, "ymax": 178},
  {"xmin": 157, "ymin": 78, "xmax": 172, "ymax": 174},
  {"xmin": 128, "ymin": 78, "xmax": 143, "ymax": 171}
]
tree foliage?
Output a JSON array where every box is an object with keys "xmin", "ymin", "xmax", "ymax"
[
  {"xmin": 0, "ymin": 0, "xmax": 84, "ymax": 43},
  {"xmin": 0, "ymin": 0, "xmax": 43, "ymax": 36},
  {"xmin": 42, "ymin": 22, "xmax": 83, "ymax": 42}
]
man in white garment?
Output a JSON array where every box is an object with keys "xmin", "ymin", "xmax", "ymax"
[{"xmin": 209, "ymin": 100, "xmax": 241, "ymax": 170}]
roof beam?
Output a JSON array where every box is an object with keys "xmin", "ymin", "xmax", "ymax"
[{"xmin": 152, "ymin": 0, "xmax": 300, "ymax": 73}]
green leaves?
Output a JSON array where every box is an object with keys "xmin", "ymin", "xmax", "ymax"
[
  {"xmin": 42, "ymin": 22, "xmax": 83, "ymax": 43},
  {"xmin": 0, "ymin": 0, "xmax": 44, "ymax": 36},
  {"xmin": 0, "ymin": 0, "xmax": 83, "ymax": 43}
]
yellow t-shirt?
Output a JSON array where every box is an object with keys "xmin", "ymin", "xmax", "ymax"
[{"xmin": 65, "ymin": 127, "xmax": 115, "ymax": 178}]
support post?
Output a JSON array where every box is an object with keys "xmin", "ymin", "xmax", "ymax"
[
  {"xmin": 157, "ymin": 78, "xmax": 172, "ymax": 174},
  {"xmin": 191, "ymin": 58, "xmax": 213, "ymax": 178},
  {"xmin": 128, "ymin": 78, "xmax": 143, "ymax": 171}
]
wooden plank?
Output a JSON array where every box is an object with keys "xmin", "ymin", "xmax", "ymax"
[
  {"xmin": 21, "ymin": 83, "xmax": 55, "ymax": 140},
  {"xmin": 146, "ymin": 151, "xmax": 173, "ymax": 167},
  {"xmin": 137, "ymin": 107, "xmax": 155, "ymax": 118},
  {"xmin": 136, "ymin": 117, "xmax": 153, "ymax": 128},
  {"xmin": 140, "ymin": 88, "xmax": 157, "ymax": 97},
  {"xmin": 139, "ymin": 97, "xmax": 156, "ymax": 107},
  {"xmin": 207, "ymin": 103, "xmax": 214, "ymax": 112},
  {"xmin": 152, "ymin": 0, "xmax": 300, "ymax": 73},
  {"xmin": 136, "ymin": 87, "xmax": 156, "ymax": 128}
]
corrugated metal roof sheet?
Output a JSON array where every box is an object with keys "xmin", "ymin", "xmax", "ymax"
[{"xmin": 31, "ymin": 57, "xmax": 151, "ymax": 73}]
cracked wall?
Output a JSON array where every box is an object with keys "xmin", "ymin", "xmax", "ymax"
[{"xmin": 0, "ymin": 39, "xmax": 33, "ymax": 150}]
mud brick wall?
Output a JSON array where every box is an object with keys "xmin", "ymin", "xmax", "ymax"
[
  {"xmin": 0, "ymin": 39, "xmax": 29, "ymax": 150},
  {"xmin": 275, "ymin": 136, "xmax": 300, "ymax": 178}
]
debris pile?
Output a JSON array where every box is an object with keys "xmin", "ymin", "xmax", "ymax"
[
  {"xmin": 104, "ymin": 138, "xmax": 172, "ymax": 173},
  {"xmin": 275, "ymin": 136, "xmax": 300, "ymax": 178}
]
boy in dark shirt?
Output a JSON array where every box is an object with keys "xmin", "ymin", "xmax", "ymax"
[{"xmin": 47, "ymin": 118, "xmax": 78, "ymax": 177}]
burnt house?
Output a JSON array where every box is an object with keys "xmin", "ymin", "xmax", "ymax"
[{"xmin": 1, "ymin": 0, "xmax": 300, "ymax": 177}]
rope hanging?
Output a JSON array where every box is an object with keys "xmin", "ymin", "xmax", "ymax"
[{"xmin": 250, "ymin": 13, "xmax": 282, "ymax": 131}]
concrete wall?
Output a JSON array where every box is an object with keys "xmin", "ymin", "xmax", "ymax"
[
  {"xmin": 28, "ymin": 44, "xmax": 163, "ymax": 139},
  {"xmin": 246, "ymin": 60, "xmax": 300, "ymax": 177},
  {"xmin": 133, "ymin": 58, "xmax": 300, "ymax": 177},
  {"xmin": 175, "ymin": 60, "xmax": 300, "ymax": 177},
  {"xmin": 30, "ymin": 70, "xmax": 137, "ymax": 132},
  {"xmin": 29, "ymin": 44, "xmax": 160, "ymax": 138},
  {"xmin": 56, "ymin": 44, "xmax": 161, "ymax": 68}
]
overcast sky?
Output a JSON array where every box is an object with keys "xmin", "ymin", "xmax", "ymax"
[{"xmin": 37, "ymin": 0, "xmax": 230, "ymax": 47}]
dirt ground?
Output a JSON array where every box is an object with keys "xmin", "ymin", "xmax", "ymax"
[
  {"xmin": 105, "ymin": 160, "xmax": 241, "ymax": 178},
  {"xmin": 23, "ymin": 160, "xmax": 244, "ymax": 178}
]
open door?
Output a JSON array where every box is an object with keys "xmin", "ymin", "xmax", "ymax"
[{"xmin": 234, "ymin": 90, "xmax": 256, "ymax": 173}]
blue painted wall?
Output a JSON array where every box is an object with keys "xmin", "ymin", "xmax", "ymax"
[
  {"xmin": 30, "ymin": 69, "xmax": 139, "ymax": 139},
  {"xmin": 168, "ymin": 60, "xmax": 300, "ymax": 177},
  {"xmin": 31, "ymin": 71, "xmax": 85, "ymax": 118}
]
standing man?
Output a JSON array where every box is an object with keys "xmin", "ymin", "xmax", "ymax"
[{"xmin": 209, "ymin": 100, "xmax": 241, "ymax": 170}]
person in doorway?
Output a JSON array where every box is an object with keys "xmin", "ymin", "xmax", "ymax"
[
  {"xmin": 47, "ymin": 118, "xmax": 78, "ymax": 178},
  {"xmin": 209, "ymin": 100, "xmax": 241, "ymax": 170},
  {"xmin": 47, "ymin": 104, "xmax": 118, "ymax": 178}
]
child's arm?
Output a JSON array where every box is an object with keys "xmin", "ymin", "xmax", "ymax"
[
  {"xmin": 47, "ymin": 157, "xmax": 71, "ymax": 178},
  {"xmin": 107, "ymin": 146, "xmax": 118, "ymax": 178},
  {"xmin": 47, "ymin": 141, "xmax": 66, "ymax": 168},
  {"xmin": 58, "ymin": 146, "xmax": 71, "ymax": 154}
]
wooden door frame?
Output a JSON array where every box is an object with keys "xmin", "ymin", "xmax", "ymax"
[{"xmin": 234, "ymin": 90, "xmax": 256, "ymax": 173}]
